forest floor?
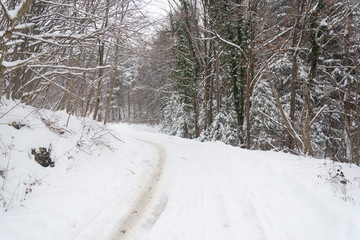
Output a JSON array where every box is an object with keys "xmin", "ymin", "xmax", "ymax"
[{"xmin": 1, "ymin": 100, "xmax": 360, "ymax": 240}]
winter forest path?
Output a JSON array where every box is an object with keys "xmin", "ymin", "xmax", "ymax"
[
  {"xmin": 107, "ymin": 138, "xmax": 167, "ymax": 240},
  {"xmin": 102, "ymin": 126, "xmax": 272, "ymax": 240},
  {"xmin": 103, "ymin": 124, "xmax": 360, "ymax": 240}
]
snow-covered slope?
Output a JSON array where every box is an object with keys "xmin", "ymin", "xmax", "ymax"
[
  {"xmin": 1, "ymin": 100, "xmax": 360, "ymax": 240},
  {"xmin": 0, "ymin": 100, "xmax": 157, "ymax": 240}
]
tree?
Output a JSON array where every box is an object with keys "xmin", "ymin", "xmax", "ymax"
[{"xmin": 170, "ymin": 0, "xmax": 202, "ymax": 138}]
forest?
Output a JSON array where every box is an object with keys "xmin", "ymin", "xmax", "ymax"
[{"xmin": 1, "ymin": 0, "xmax": 359, "ymax": 165}]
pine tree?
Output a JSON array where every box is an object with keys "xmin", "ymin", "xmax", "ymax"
[
  {"xmin": 162, "ymin": 94, "xmax": 194, "ymax": 138},
  {"xmin": 250, "ymin": 79, "xmax": 279, "ymax": 150},
  {"xmin": 170, "ymin": 0, "xmax": 202, "ymax": 138},
  {"xmin": 216, "ymin": 0, "xmax": 248, "ymax": 141},
  {"xmin": 199, "ymin": 95, "xmax": 240, "ymax": 146}
]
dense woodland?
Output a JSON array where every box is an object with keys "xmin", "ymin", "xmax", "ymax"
[{"xmin": 1, "ymin": 0, "xmax": 359, "ymax": 165}]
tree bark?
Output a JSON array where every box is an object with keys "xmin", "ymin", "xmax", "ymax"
[
  {"xmin": 209, "ymin": 72, "xmax": 214, "ymax": 126},
  {"xmin": 215, "ymin": 44, "xmax": 220, "ymax": 114},
  {"xmin": 104, "ymin": 41, "xmax": 119, "ymax": 125},
  {"xmin": 92, "ymin": 0, "xmax": 109, "ymax": 120},
  {"xmin": 289, "ymin": 33, "xmax": 298, "ymax": 151},
  {"xmin": 356, "ymin": 66, "xmax": 360, "ymax": 166},
  {"xmin": 203, "ymin": 3, "xmax": 209, "ymax": 130},
  {"xmin": 92, "ymin": 43, "xmax": 104, "ymax": 120},
  {"xmin": 245, "ymin": 0, "xmax": 257, "ymax": 149},
  {"xmin": 0, "ymin": 66, "xmax": 3, "ymax": 101},
  {"xmin": 289, "ymin": 0, "xmax": 306, "ymax": 151},
  {"xmin": 193, "ymin": 94, "xmax": 200, "ymax": 138}
]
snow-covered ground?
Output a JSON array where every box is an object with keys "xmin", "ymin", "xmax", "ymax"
[
  {"xmin": 116, "ymin": 124, "xmax": 360, "ymax": 240},
  {"xmin": 1, "ymin": 100, "xmax": 360, "ymax": 240},
  {"xmin": 0, "ymin": 100, "xmax": 157, "ymax": 240}
]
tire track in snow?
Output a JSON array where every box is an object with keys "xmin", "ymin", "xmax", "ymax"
[
  {"xmin": 164, "ymin": 144, "xmax": 269, "ymax": 240},
  {"xmin": 107, "ymin": 138, "xmax": 167, "ymax": 240}
]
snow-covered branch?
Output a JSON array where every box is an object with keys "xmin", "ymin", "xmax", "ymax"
[
  {"xmin": 2, "ymin": 54, "xmax": 40, "ymax": 68},
  {"xmin": 28, "ymin": 64, "xmax": 111, "ymax": 71},
  {"xmin": 213, "ymin": 31, "xmax": 248, "ymax": 61},
  {"xmin": 310, "ymin": 105, "xmax": 327, "ymax": 127}
]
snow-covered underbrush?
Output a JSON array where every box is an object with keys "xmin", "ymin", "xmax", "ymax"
[
  {"xmin": 0, "ymin": 100, "xmax": 114, "ymax": 212},
  {"xmin": 0, "ymin": 100, "xmax": 157, "ymax": 240},
  {"xmin": 319, "ymin": 161, "xmax": 360, "ymax": 203}
]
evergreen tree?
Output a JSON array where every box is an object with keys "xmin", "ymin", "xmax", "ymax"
[
  {"xmin": 250, "ymin": 79, "xmax": 279, "ymax": 150},
  {"xmin": 213, "ymin": 0, "xmax": 249, "ymax": 143},
  {"xmin": 169, "ymin": 0, "xmax": 202, "ymax": 138},
  {"xmin": 162, "ymin": 94, "xmax": 195, "ymax": 138},
  {"xmin": 199, "ymin": 97, "xmax": 240, "ymax": 146}
]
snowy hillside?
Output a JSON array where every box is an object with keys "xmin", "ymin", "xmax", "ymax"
[
  {"xmin": 1, "ymin": 100, "xmax": 360, "ymax": 240},
  {"xmin": 0, "ymin": 100, "xmax": 158, "ymax": 239}
]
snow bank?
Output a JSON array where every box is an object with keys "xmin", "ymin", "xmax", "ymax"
[{"xmin": 0, "ymin": 100, "xmax": 157, "ymax": 240}]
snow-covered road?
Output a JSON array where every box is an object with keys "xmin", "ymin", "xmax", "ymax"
[
  {"xmin": 143, "ymin": 137, "xmax": 269, "ymax": 240},
  {"xmin": 111, "ymin": 124, "xmax": 360, "ymax": 240},
  {"xmin": 107, "ymin": 134, "xmax": 269, "ymax": 240},
  {"xmin": 108, "ymin": 139, "xmax": 167, "ymax": 240}
]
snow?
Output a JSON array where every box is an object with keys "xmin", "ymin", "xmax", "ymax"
[
  {"xmin": 320, "ymin": 18, "xmax": 328, "ymax": 27},
  {"xmin": 14, "ymin": 23, "xmax": 36, "ymax": 30},
  {"xmin": 2, "ymin": 58, "xmax": 30, "ymax": 68},
  {"xmin": 115, "ymin": 124, "xmax": 360, "ymax": 240},
  {"xmin": 1, "ymin": 101, "xmax": 360, "ymax": 240},
  {"xmin": 5, "ymin": 39, "xmax": 25, "ymax": 46},
  {"xmin": 0, "ymin": 100, "xmax": 157, "ymax": 240},
  {"xmin": 6, "ymin": 0, "xmax": 26, "ymax": 20}
]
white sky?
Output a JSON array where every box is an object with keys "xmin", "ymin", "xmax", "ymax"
[
  {"xmin": 143, "ymin": 0, "xmax": 171, "ymax": 20},
  {"xmin": 137, "ymin": 0, "xmax": 172, "ymax": 36}
]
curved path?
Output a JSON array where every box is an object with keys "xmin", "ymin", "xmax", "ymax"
[{"xmin": 107, "ymin": 139, "xmax": 167, "ymax": 240}]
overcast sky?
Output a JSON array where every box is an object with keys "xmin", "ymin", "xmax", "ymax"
[{"xmin": 144, "ymin": 0, "xmax": 170, "ymax": 19}]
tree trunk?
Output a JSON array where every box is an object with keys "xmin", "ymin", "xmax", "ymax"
[
  {"xmin": 128, "ymin": 88, "xmax": 131, "ymax": 119},
  {"xmin": 356, "ymin": 74, "xmax": 360, "ymax": 166},
  {"xmin": 66, "ymin": 78, "xmax": 75, "ymax": 113},
  {"xmin": 83, "ymin": 69, "xmax": 97, "ymax": 118},
  {"xmin": 215, "ymin": 44, "xmax": 220, "ymax": 114},
  {"xmin": 355, "ymin": 44, "xmax": 360, "ymax": 165},
  {"xmin": 93, "ymin": 42, "xmax": 104, "ymax": 120},
  {"xmin": 289, "ymin": 37, "xmax": 298, "ymax": 151},
  {"xmin": 301, "ymin": 85, "xmax": 315, "ymax": 156},
  {"xmin": 71, "ymin": 49, "xmax": 94, "ymax": 116},
  {"xmin": 0, "ymin": 66, "xmax": 3, "ymax": 102},
  {"xmin": 92, "ymin": 0, "xmax": 109, "ymax": 121},
  {"xmin": 193, "ymin": 94, "xmax": 200, "ymax": 138},
  {"xmin": 59, "ymin": 79, "xmax": 70, "ymax": 110},
  {"xmin": 339, "ymin": 92, "xmax": 354, "ymax": 162},
  {"xmin": 209, "ymin": 73, "xmax": 214, "ymax": 126},
  {"xmin": 104, "ymin": 70, "xmax": 116, "ymax": 124},
  {"xmin": 203, "ymin": 69, "xmax": 209, "ymax": 129},
  {"xmin": 104, "ymin": 38, "xmax": 120, "ymax": 125},
  {"xmin": 245, "ymin": 2, "xmax": 256, "ymax": 149},
  {"xmin": 203, "ymin": 5, "xmax": 209, "ymax": 130},
  {"xmin": 289, "ymin": 0, "xmax": 306, "ymax": 151}
]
